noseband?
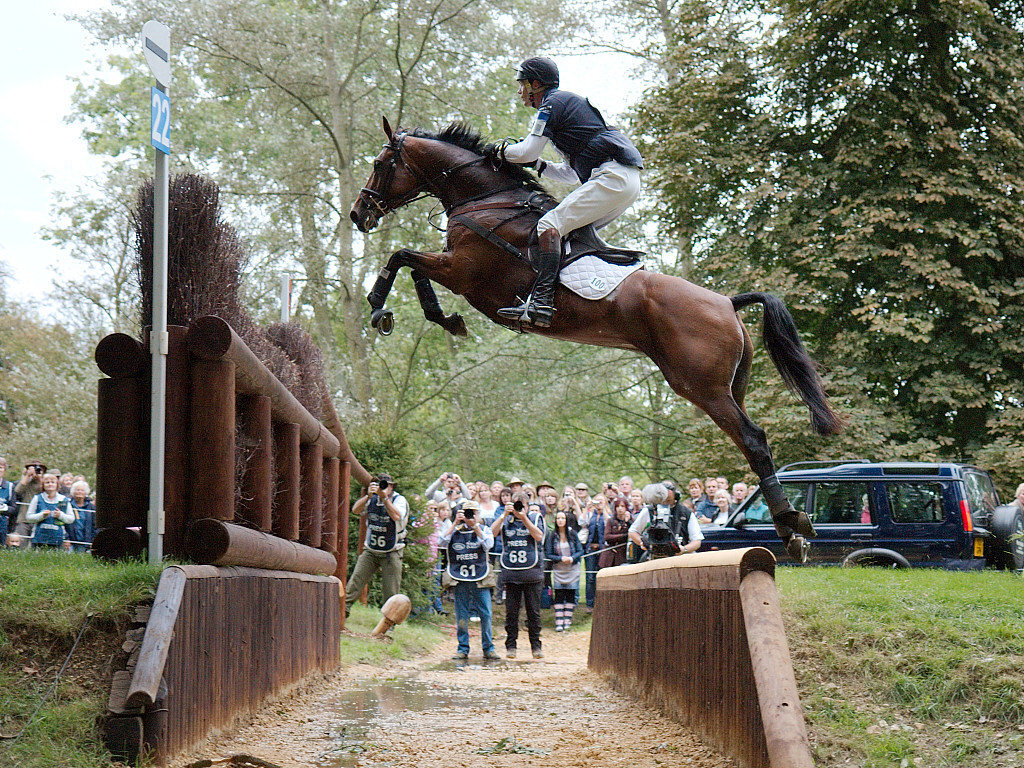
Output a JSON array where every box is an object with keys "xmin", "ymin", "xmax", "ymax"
[{"xmin": 358, "ymin": 133, "xmax": 497, "ymax": 222}]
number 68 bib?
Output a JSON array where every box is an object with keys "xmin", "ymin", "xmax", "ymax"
[{"xmin": 500, "ymin": 511, "xmax": 542, "ymax": 570}]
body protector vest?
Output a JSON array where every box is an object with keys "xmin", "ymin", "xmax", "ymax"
[
  {"xmin": 32, "ymin": 493, "xmax": 68, "ymax": 547},
  {"xmin": 533, "ymin": 89, "xmax": 644, "ymax": 183},
  {"xmin": 500, "ymin": 511, "xmax": 543, "ymax": 570},
  {"xmin": 364, "ymin": 494, "xmax": 405, "ymax": 553},
  {"xmin": 445, "ymin": 526, "xmax": 490, "ymax": 582}
]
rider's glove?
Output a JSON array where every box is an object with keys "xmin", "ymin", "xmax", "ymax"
[{"xmin": 482, "ymin": 141, "xmax": 506, "ymax": 161}]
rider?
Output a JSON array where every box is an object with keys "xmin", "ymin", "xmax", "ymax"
[{"xmin": 489, "ymin": 56, "xmax": 644, "ymax": 328}]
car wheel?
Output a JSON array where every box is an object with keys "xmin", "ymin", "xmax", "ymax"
[
  {"xmin": 841, "ymin": 549, "xmax": 911, "ymax": 569},
  {"xmin": 989, "ymin": 504, "xmax": 1024, "ymax": 571}
]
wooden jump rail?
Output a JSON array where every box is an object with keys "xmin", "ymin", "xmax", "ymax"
[
  {"xmin": 588, "ymin": 548, "xmax": 813, "ymax": 768},
  {"xmin": 92, "ymin": 315, "xmax": 371, "ymax": 579},
  {"xmin": 102, "ymin": 565, "xmax": 341, "ymax": 764}
]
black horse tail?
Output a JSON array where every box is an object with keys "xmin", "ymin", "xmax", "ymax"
[{"xmin": 732, "ymin": 292, "xmax": 845, "ymax": 436}]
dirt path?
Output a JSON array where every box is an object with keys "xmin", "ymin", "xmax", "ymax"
[{"xmin": 174, "ymin": 627, "xmax": 737, "ymax": 768}]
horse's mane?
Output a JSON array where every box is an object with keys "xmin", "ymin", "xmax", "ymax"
[{"xmin": 410, "ymin": 122, "xmax": 548, "ymax": 194}]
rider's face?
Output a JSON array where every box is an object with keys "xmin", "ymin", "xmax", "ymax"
[{"xmin": 517, "ymin": 79, "xmax": 542, "ymax": 108}]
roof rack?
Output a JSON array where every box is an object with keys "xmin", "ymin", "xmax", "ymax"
[{"xmin": 778, "ymin": 459, "xmax": 871, "ymax": 472}]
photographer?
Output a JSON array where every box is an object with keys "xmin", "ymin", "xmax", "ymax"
[
  {"xmin": 439, "ymin": 500, "xmax": 500, "ymax": 660},
  {"xmin": 13, "ymin": 460, "xmax": 47, "ymax": 540},
  {"xmin": 628, "ymin": 481, "xmax": 702, "ymax": 561},
  {"xmin": 492, "ymin": 491, "xmax": 546, "ymax": 659},
  {"xmin": 344, "ymin": 473, "xmax": 409, "ymax": 616},
  {"xmin": 425, "ymin": 472, "xmax": 470, "ymax": 506}
]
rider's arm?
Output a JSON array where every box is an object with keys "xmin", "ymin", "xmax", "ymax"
[{"xmin": 501, "ymin": 133, "xmax": 547, "ymax": 164}]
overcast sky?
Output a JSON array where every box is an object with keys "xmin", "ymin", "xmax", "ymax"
[{"xmin": 0, "ymin": 2, "xmax": 642, "ymax": 309}]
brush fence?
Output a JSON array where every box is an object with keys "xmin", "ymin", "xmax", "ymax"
[{"xmin": 588, "ymin": 547, "xmax": 813, "ymax": 768}]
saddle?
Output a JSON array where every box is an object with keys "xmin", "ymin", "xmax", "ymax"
[{"xmin": 558, "ymin": 225, "xmax": 644, "ymax": 267}]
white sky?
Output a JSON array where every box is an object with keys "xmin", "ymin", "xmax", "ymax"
[{"xmin": 0, "ymin": 3, "xmax": 644, "ymax": 307}]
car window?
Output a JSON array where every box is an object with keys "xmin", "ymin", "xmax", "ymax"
[
  {"xmin": 741, "ymin": 483, "xmax": 808, "ymax": 524},
  {"xmin": 811, "ymin": 482, "xmax": 872, "ymax": 524},
  {"xmin": 887, "ymin": 482, "xmax": 945, "ymax": 523},
  {"xmin": 963, "ymin": 471, "xmax": 997, "ymax": 514}
]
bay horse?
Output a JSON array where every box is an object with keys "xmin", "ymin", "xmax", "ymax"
[{"xmin": 351, "ymin": 117, "xmax": 843, "ymax": 561}]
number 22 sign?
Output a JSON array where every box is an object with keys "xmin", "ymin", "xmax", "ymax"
[{"xmin": 151, "ymin": 87, "xmax": 170, "ymax": 154}]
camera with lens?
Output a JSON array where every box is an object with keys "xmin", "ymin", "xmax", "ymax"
[
  {"xmin": 640, "ymin": 483, "xmax": 681, "ymax": 561},
  {"xmin": 375, "ymin": 474, "xmax": 391, "ymax": 490}
]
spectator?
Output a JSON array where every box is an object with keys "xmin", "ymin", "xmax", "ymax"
[
  {"xmin": 26, "ymin": 473, "xmax": 74, "ymax": 548},
  {"xmin": 1013, "ymin": 483, "xmax": 1024, "ymax": 514},
  {"xmin": 480, "ymin": 488, "xmax": 504, "ymax": 603},
  {"xmin": 59, "ymin": 473, "xmax": 74, "ymax": 496},
  {"xmin": 508, "ymin": 476, "xmax": 525, "ymax": 495},
  {"xmin": 558, "ymin": 486, "xmax": 583, "ymax": 532},
  {"xmin": 545, "ymin": 509, "xmax": 584, "ymax": 631},
  {"xmin": 618, "ymin": 476, "xmax": 634, "ymax": 498},
  {"xmin": 416, "ymin": 501, "xmax": 446, "ymax": 614},
  {"xmin": 425, "ymin": 472, "xmax": 470, "ymax": 506},
  {"xmin": 628, "ymin": 488, "xmax": 644, "ymax": 515},
  {"xmin": 684, "ymin": 478, "xmax": 706, "ymax": 514},
  {"xmin": 537, "ymin": 485, "xmax": 559, "ymax": 518},
  {"xmin": 14, "ymin": 460, "xmax": 46, "ymax": 539},
  {"xmin": 440, "ymin": 500, "xmax": 499, "ymax": 660},
  {"xmin": 695, "ymin": 479, "xmax": 718, "ymax": 524},
  {"xmin": 66, "ymin": 480, "xmax": 96, "ymax": 552},
  {"xmin": 490, "ymin": 480, "xmax": 504, "ymax": 498},
  {"xmin": 600, "ymin": 497, "xmax": 632, "ymax": 568},
  {"xmin": 492, "ymin": 492, "xmax": 546, "ymax": 658},
  {"xmin": 717, "ymin": 476, "xmax": 729, "ymax": 496},
  {"xmin": 711, "ymin": 489, "xmax": 735, "ymax": 525},
  {"xmin": 477, "ymin": 483, "xmax": 499, "ymax": 519},
  {"xmin": 584, "ymin": 493, "xmax": 609, "ymax": 611},
  {"xmin": 745, "ymin": 486, "xmax": 771, "ymax": 522},
  {"xmin": 731, "ymin": 482, "xmax": 749, "ymax": 506},
  {"xmin": 574, "ymin": 482, "xmax": 591, "ymax": 508},
  {"xmin": 0, "ymin": 457, "xmax": 14, "ymax": 543},
  {"xmin": 344, "ymin": 473, "xmax": 410, "ymax": 616},
  {"xmin": 629, "ymin": 481, "xmax": 703, "ymax": 559}
]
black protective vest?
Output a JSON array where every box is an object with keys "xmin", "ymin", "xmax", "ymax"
[
  {"xmin": 537, "ymin": 89, "xmax": 644, "ymax": 183},
  {"xmin": 446, "ymin": 527, "xmax": 489, "ymax": 581},
  {"xmin": 500, "ymin": 511, "xmax": 543, "ymax": 570},
  {"xmin": 364, "ymin": 494, "xmax": 404, "ymax": 552}
]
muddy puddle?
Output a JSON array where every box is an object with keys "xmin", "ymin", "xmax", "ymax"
[{"xmin": 321, "ymin": 673, "xmax": 518, "ymax": 766}]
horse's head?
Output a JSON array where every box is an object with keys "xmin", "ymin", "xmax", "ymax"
[{"xmin": 350, "ymin": 117, "xmax": 422, "ymax": 233}]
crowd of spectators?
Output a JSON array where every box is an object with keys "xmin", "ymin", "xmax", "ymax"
[
  {"xmin": 0, "ymin": 456, "xmax": 96, "ymax": 552},
  {"xmin": 414, "ymin": 470, "xmax": 763, "ymax": 656}
]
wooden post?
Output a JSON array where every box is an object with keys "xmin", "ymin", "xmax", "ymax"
[
  {"xmin": 739, "ymin": 570, "xmax": 814, "ymax": 768},
  {"xmin": 127, "ymin": 567, "xmax": 187, "ymax": 708},
  {"xmin": 184, "ymin": 519, "xmax": 337, "ymax": 574},
  {"xmin": 237, "ymin": 393, "xmax": 273, "ymax": 531},
  {"xmin": 96, "ymin": 376, "xmax": 148, "ymax": 531},
  {"xmin": 339, "ymin": 460, "xmax": 351, "ymax": 580},
  {"xmin": 323, "ymin": 458, "xmax": 339, "ymax": 551},
  {"xmin": 188, "ymin": 359, "xmax": 235, "ymax": 522},
  {"xmin": 163, "ymin": 326, "xmax": 190, "ymax": 557},
  {"xmin": 273, "ymin": 422, "xmax": 301, "ymax": 541},
  {"xmin": 299, "ymin": 443, "xmax": 323, "ymax": 547}
]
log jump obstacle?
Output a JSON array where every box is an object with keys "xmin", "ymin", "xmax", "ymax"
[
  {"xmin": 94, "ymin": 314, "xmax": 372, "ymax": 763},
  {"xmin": 589, "ymin": 548, "xmax": 813, "ymax": 768}
]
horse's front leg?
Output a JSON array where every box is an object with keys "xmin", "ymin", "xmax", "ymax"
[
  {"xmin": 411, "ymin": 269, "xmax": 467, "ymax": 337},
  {"xmin": 366, "ymin": 248, "xmax": 418, "ymax": 335}
]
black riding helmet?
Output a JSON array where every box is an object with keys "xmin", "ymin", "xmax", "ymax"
[{"xmin": 515, "ymin": 56, "xmax": 559, "ymax": 88}]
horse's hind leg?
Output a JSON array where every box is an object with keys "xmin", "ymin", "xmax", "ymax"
[{"xmin": 411, "ymin": 270, "xmax": 467, "ymax": 337}]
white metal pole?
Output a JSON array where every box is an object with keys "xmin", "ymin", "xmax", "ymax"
[
  {"xmin": 148, "ymin": 82, "xmax": 169, "ymax": 565},
  {"xmin": 280, "ymin": 274, "xmax": 291, "ymax": 323}
]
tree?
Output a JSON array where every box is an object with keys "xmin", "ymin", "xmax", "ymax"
[{"xmin": 639, "ymin": 0, "xmax": 1024, "ymax": 458}]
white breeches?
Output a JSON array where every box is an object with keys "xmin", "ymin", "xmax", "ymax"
[{"xmin": 537, "ymin": 161, "xmax": 641, "ymax": 237}]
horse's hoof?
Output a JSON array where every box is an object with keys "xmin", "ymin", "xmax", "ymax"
[
  {"xmin": 785, "ymin": 535, "xmax": 810, "ymax": 563},
  {"xmin": 444, "ymin": 313, "xmax": 467, "ymax": 337},
  {"xmin": 371, "ymin": 308, "xmax": 394, "ymax": 336},
  {"xmin": 773, "ymin": 509, "xmax": 817, "ymax": 540}
]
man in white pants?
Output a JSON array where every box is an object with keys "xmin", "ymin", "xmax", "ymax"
[{"xmin": 489, "ymin": 56, "xmax": 643, "ymax": 328}]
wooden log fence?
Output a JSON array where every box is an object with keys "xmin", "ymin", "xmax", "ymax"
[
  {"xmin": 102, "ymin": 565, "xmax": 341, "ymax": 764},
  {"xmin": 93, "ymin": 314, "xmax": 372, "ymax": 576},
  {"xmin": 588, "ymin": 548, "xmax": 813, "ymax": 768}
]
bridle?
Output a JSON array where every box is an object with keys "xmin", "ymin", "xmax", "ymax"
[{"xmin": 358, "ymin": 132, "xmax": 519, "ymax": 225}]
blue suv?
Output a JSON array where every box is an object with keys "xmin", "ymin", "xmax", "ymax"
[{"xmin": 700, "ymin": 461, "xmax": 1024, "ymax": 570}]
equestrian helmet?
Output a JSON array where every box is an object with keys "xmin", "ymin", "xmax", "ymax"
[{"xmin": 515, "ymin": 56, "xmax": 559, "ymax": 88}]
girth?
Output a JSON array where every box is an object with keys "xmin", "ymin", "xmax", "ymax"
[{"xmin": 447, "ymin": 193, "xmax": 644, "ymax": 269}]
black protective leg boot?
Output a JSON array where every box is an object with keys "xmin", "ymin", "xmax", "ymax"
[{"xmin": 498, "ymin": 228, "xmax": 561, "ymax": 327}]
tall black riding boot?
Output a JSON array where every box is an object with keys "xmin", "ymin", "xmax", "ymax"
[{"xmin": 498, "ymin": 227, "xmax": 561, "ymax": 328}]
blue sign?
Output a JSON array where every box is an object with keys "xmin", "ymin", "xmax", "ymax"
[{"xmin": 150, "ymin": 87, "xmax": 170, "ymax": 154}]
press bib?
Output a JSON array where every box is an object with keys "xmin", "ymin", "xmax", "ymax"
[
  {"xmin": 500, "ymin": 511, "xmax": 543, "ymax": 570},
  {"xmin": 446, "ymin": 527, "xmax": 489, "ymax": 582}
]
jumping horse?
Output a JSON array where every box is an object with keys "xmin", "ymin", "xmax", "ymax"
[{"xmin": 351, "ymin": 117, "xmax": 844, "ymax": 561}]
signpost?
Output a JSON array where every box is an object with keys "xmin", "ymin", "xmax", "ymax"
[{"xmin": 142, "ymin": 20, "xmax": 171, "ymax": 565}]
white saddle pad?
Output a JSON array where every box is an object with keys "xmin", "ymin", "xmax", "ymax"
[{"xmin": 559, "ymin": 255, "xmax": 643, "ymax": 300}]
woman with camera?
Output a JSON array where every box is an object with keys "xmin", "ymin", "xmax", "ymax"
[
  {"xmin": 440, "ymin": 500, "xmax": 499, "ymax": 660},
  {"xmin": 492, "ymin": 492, "xmax": 546, "ymax": 658},
  {"xmin": 344, "ymin": 473, "xmax": 409, "ymax": 616},
  {"xmin": 545, "ymin": 509, "xmax": 584, "ymax": 631}
]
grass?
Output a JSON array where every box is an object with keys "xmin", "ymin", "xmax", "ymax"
[
  {"xmin": 0, "ymin": 549, "xmax": 163, "ymax": 768},
  {"xmin": 777, "ymin": 567, "xmax": 1024, "ymax": 767},
  {"xmin": 340, "ymin": 602, "xmax": 447, "ymax": 665}
]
